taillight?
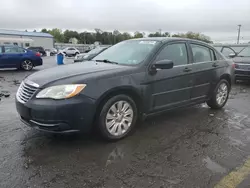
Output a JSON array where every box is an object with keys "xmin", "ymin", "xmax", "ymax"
[
  {"xmin": 35, "ymin": 52, "xmax": 41, "ymax": 57},
  {"xmin": 232, "ymin": 63, "xmax": 235, "ymax": 68}
]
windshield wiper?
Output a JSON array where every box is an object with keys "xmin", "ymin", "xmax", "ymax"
[{"xmin": 95, "ymin": 59, "xmax": 118, "ymax": 64}]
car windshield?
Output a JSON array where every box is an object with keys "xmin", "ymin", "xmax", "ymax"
[
  {"xmin": 86, "ymin": 47, "xmax": 104, "ymax": 55},
  {"xmin": 93, "ymin": 40, "xmax": 159, "ymax": 65},
  {"xmin": 237, "ymin": 46, "xmax": 250, "ymax": 57}
]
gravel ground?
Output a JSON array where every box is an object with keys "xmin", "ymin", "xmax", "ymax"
[{"xmin": 1, "ymin": 57, "xmax": 250, "ymax": 188}]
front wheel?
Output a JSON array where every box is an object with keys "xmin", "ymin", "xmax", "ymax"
[
  {"xmin": 21, "ymin": 60, "xmax": 33, "ymax": 71},
  {"xmin": 206, "ymin": 79, "xmax": 230, "ymax": 109},
  {"xmin": 97, "ymin": 95, "xmax": 138, "ymax": 141}
]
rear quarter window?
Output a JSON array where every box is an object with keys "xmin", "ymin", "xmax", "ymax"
[{"xmin": 215, "ymin": 50, "xmax": 226, "ymax": 60}]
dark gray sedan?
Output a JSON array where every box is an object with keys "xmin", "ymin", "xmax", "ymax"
[
  {"xmin": 16, "ymin": 38, "xmax": 234, "ymax": 141},
  {"xmin": 214, "ymin": 44, "xmax": 250, "ymax": 81}
]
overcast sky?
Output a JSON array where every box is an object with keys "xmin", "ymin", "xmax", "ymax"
[{"xmin": 1, "ymin": 0, "xmax": 250, "ymax": 42}]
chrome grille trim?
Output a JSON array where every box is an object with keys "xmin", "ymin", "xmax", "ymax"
[{"xmin": 16, "ymin": 81, "xmax": 39, "ymax": 103}]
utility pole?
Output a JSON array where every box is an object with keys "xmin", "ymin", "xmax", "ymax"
[
  {"xmin": 237, "ymin": 24, "xmax": 241, "ymax": 44},
  {"xmin": 159, "ymin": 29, "xmax": 162, "ymax": 36}
]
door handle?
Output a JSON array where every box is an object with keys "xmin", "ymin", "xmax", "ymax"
[
  {"xmin": 183, "ymin": 67, "xmax": 192, "ymax": 72},
  {"xmin": 212, "ymin": 63, "xmax": 219, "ymax": 67}
]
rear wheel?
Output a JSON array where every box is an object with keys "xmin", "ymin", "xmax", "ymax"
[
  {"xmin": 21, "ymin": 60, "xmax": 33, "ymax": 71},
  {"xmin": 206, "ymin": 79, "xmax": 230, "ymax": 109},
  {"xmin": 97, "ymin": 95, "xmax": 137, "ymax": 141}
]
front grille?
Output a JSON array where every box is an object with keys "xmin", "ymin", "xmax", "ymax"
[
  {"xmin": 235, "ymin": 70, "xmax": 250, "ymax": 75},
  {"xmin": 16, "ymin": 81, "xmax": 38, "ymax": 103}
]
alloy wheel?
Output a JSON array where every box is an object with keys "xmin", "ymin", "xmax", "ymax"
[
  {"xmin": 22, "ymin": 60, "xmax": 33, "ymax": 71},
  {"xmin": 216, "ymin": 82, "xmax": 228, "ymax": 106},
  {"xmin": 105, "ymin": 100, "xmax": 134, "ymax": 136}
]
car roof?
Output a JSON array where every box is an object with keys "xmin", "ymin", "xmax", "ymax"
[{"xmin": 129, "ymin": 37, "xmax": 211, "ymax": 45}]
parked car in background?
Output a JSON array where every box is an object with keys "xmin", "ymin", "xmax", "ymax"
[
  {"xmin": 27, "ymin": 46, "xmax": 46, "ymax": 56},
  {"xmin": 74, "ymin": 46, "xmax": 109, "ymax": 63},
  {"xmin": 45, "ymin": 48, "xmax": 58, "ymax": 56},
  {"xmin": 16, "ymin": 38, "xmax": 233, "ymax": 141},
  {"xmin": 0, "ymin": 45, "xmax": 42, "ymax": 71},
  {"xmin": 62, "ymin": 47, "xmax": 80, "ymax": 56},
  {"xmin": 214, "ymin": 44, "xmax": 250, "ymax": 81}
]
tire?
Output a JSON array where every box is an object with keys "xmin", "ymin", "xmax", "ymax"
[
  {"xmin": 206, "ymin": 79, "xmax": 230, "ymax": 109},
  {"xmin": 97, "ymin": 94, "xmax": 138, "ymax": 141},
  {"xmin": 21, "ymin": 60, "xmax": 33, "ymax": 71}
]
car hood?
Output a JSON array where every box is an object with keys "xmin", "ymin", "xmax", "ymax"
[
  {"xmin": 26, "ymin": 61, "xmax": 129, "ymax": 87},
  {"xmin": 233, "ymin": 57, "xmax": 250, "ymax": 64}
]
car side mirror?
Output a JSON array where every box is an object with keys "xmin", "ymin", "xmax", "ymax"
[
  {"xmin": 228, "ymin": 53, "xmax": 237, "ymax": 58},
  {"xmin": 154, "ymin": 59, "xmax": 174, "ymax": 70}
]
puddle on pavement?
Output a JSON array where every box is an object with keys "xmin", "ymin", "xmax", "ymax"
[
  {"xmin": 227, "ymin": 112, "xmax": 248, "ymax": 130},
  {"xmin": 203, "ymin": 156, "xmax": 226, "ymax": 174},
  {"xmin": 106, "ymin": 146, "xmax": 125, "ymax": 167}
]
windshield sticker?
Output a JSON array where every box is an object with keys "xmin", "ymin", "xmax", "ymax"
[{"xmin": 139, "ymin": 41, "xmax": 157, "ymax": 45}]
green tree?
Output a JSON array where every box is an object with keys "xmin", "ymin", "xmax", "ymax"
[
  {"xmin": 134, "ymin": 31, "xmax": 144, "ymax": 38},
  {"xmin": 172, "ymin": 32, "xmax": 212, "ymax": 43},
  {"xmin": 41, "ymin": 28, "xmax": 48, "ymax": 33},
  {"xmin": 148, "ymin": 31, "xmax": 170, "ymax": 37},
  {"xmin": 63, "ymin": 30, "xmax": 79, "ymax": 43},
  {"xmin": 48, "ymin": 28, "xmax": 64, "ymax": 43}
]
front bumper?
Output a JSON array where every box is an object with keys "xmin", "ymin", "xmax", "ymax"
[
  {"xmin": 235, "ymin": 69, "xmax": 250, "ymax": 80},
  {"xmin": 16, "ymin": 94, "xmax": 96, "ymax": 133}
]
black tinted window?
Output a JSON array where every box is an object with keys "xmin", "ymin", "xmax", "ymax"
[
  {"xmin": 156, "ymin": 43, "xmax": 188, "ymax": 66},
  {"xmin": 17, "ymin": 47, "xmax": 25, "ymax": 53},
  {"xmin": 4, "ymin": 46, "xmax": 18, "ymax": 53},
  {"xmin": 68, "ymin": 48, "xmax": 75, "ymax": 50},
  {"xmin": 191, "ymin": 44, "xmax": 212, "ymax": 63},
  {"xmin": 4, "ymin": 46, "xmax": 25, "ymax": 53}
]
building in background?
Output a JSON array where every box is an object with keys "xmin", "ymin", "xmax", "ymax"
[{"xmin": 0, "ymin": 29, "xmax": 54, "ymax": 49}]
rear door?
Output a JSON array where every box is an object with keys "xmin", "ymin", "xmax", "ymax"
[
  {"xmin": 2, "ymin": 46, "xmax": 26, "ymax": 68},
  {"xmin": 146, "ymin": 41, "xmax": 193, "ymax": 113},
  {"xmin": 188, "ymin": 43, "xmax": 219, "ymax": 102}
]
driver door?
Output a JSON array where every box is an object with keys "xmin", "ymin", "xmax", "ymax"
[{"xmin": 146, "ymin": 42, "xmax": 193, "ymax": 113}]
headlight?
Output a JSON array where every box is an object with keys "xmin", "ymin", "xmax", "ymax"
[{"xmin": 36, "ymin": 84, "xmax": 86, "ymax": 99}]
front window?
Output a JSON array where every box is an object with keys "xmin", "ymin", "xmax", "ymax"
[
  {"xmin": 93, "ymin": 40, "xmax": 159, "ymax": 65},
  {"xmin": 155, "ymin": 43, "xmax": 188, "ymax": 66},
  {"xmin": 237, "ymin": 47, "xmax": 250, "ymax": 57},
  {"xmin": 221, "ymin": 47, "xmax": 236, "ymax": 57},
  {"xmin": 231, "ymin": 46, "xmax": 245, "ymax": 53}
]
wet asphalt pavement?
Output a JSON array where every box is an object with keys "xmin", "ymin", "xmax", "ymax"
[{"xmin": 1, "ymin": 57, "xmax": 250, "ymax": 188}]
